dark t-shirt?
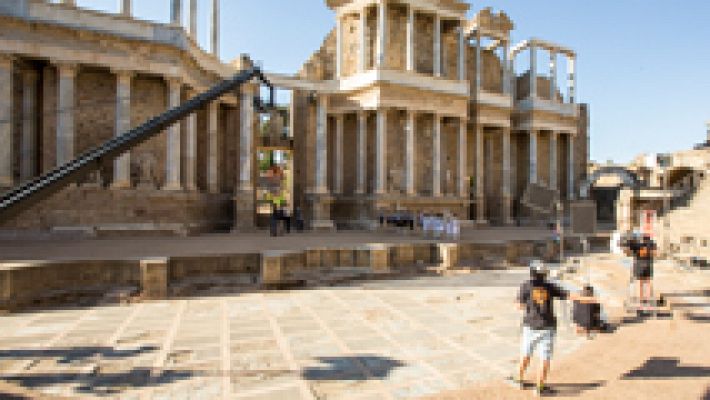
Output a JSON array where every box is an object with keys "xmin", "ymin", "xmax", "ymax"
[
  {"xmin": 518, "ymin": 280, "xmax": 569, "ymax": 330},
  {"xmin": 628, "ymin": 238, "xmax": 657, "ymax": 268}
]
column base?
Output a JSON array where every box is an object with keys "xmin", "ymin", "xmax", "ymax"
[
  {"xmin": 110, "ymin": 180, "xmax": 131, "ymax": 190},
  {"xmin": 307, "ymin": 191, "xmax": 334, "ymax": 231},
  {"xmin": 233, "ymin": 189, "xmax": 255, "ymax": 231},
  {"xmin": 162, "ymin": 183, "xmax": 183, "ymax": 191}
]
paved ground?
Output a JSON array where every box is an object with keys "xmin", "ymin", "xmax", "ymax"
[
  {"xmin": 0, "ymin": 227, "xmax": 551, "ymax": 261},
  {"xmin": 1, "ymin": 255, "xmax": 707, "ymax": 399},
  {"xmin": 0, "ymin": 268, "xmax": 590, "ymax": 399}
]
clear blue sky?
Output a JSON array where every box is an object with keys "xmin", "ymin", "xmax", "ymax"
[{"xmin": 76, "ymin": 0, "xmax": 710, "ymax": 163}]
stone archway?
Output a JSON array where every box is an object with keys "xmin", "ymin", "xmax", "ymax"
[{"xmin": 579, "ymin": 166, "xmax": 641, "ymax": 199}]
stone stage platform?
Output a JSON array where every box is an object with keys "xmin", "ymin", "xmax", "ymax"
[{"xmin": 0, "ymin": 228, "xmax": 556, "ymax": 312}]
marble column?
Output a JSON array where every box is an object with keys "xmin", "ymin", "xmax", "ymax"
[
  {"xmin": 188, "ymin": 0, "xmax": 198, "ymax": 37},
  {"xmin": 356, "ymin": 110, "xmax": 367, "ymax": 194},
  {"xmin": 112, "ymin": 70, "xmax": 132, "ymax": 189},
  {"xmin": 475, "ymin": 124, "xmax": 485, "ymax": 223},
  {"xmin": 529, "ymin": 45, "xmax": 537, "ymax": 99},
  {"xmin": 164, "ymin": 77, "xmax": 182, "ymax": 190},
  {"xmin": 119, "ymin": 0, "xmax": 131, "ymax": 17},
  {"xmin": 359, "ymin": 8, "xmax": 368, "ymax": 72},
  {"xmin": 529, "ymin": 130, "xmax": 538, "ymax": 184},
  {"xmin": 315, "ymin": 94, "xmax": 328, "ymax": 193},
  {"xmin": 432, "ymin": 114, "xmax": 441, "ymax": 197},
  {"xmin": 458, "ymin": 118, "xmax": 467, "ymax": 196},
  {"xmin": 502, "ymin": 127, "xmax": 512, "ymax": 224},
  {"xmin": 405, "ymin": 110, "xmax": 415, "ymax": 195},
  {"xmin": 375, "ymin": 108, "xmax": 387, "ymax": 195},
  {"xmin": 56, "ymin": 63, "xmax": 77, "ymax": 167},
  {"xmin": 502, "ymin": 41, "xmax": 509, "ymax": 94},
  {"xmin": 21, "ymin": 70, "xmax": 38, "ymax": 182},
  {"xmin": 234, "ymin": 85, "xmax": 256, "ymax": 230},
  {"xmin": 211, "ymin": 0, "xmax": 220, "ymax": 56},
  {"xmin": 207, "ymin": 101, "xmax": 219, "ymax": 193},
  {"xmin": 549, "ymin": 131, "xmax": 558, "ymax": 191},
  {"xmin": 334, "ymin": 114, "xmax": 344, "ymax": 194},
  {"xmin": 549, "ymin": 51, "xmax": 557, "ymax": 101},
  {"xmin": 184, "ymin": 106, "xmax": 197, "ymax": 191},
  {"xmin": 474, "ymin": 33, "xmax": 481, "ymax": 92},
  {"xmin": 567, "ymin": 56, "xmax": 576, "ymax": 103},
  {"xmin": 0, "ymin": 55, "xmax": 13, "ymax": 187},
  {"xmin": 376, "ymin": 0, "xmax": 387, "ymax": 68},
  {"xmin": 406, "ymin": 6, "xmax": 414, "ymax": 72},
  {"xmin": 433, "ymin": 14, "xmax": 441, "ymax": 77},
  {"xmin": 567, "ymin": 133, "xmax": 575, "ymax": 199},
  {"xmin": 171, "ymin": 0, "xmax": 182, "ymax": 26},
  {"xmin": 458, "ymin": 21, "xmax": 466, "ymax": 81}
]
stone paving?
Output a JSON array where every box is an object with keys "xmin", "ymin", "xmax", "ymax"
[{"xmin": 0, "ymin": 269, "xmax": 590, "ymax": 399}]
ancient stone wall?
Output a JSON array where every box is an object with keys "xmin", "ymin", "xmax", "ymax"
[
  {"xmin": 442, "ymin": 21, "xmax": 459, "ymax": 80},
  {"xmin": 442, "ymin": 118, "xmax": 459, "ymax": 195},
  {"xmin": 341, "ymin": 13, "xmax": 361, "ymax": 77},
  {"xmin": 386, "ymin": 110, "xmax": 405, "ymax": 193},
  {"xmin": 343, "ymin": 113, "xmax": 357, "ymax": 195},
  {"xmin": 131, "ymin": 75, "xmax": 167, "ymax": 189},
  {"xmin": 415, "ymin": 113, "xmax": 434, "ymax": 195},
  {"xmin": 414, "ymin": 14, "xmax": 434, "ymax": 75},
  {"xmin": 386, "ymin": 4, "xmax": 407, "ymax": 71},
  {"xmin": 41, "ymin": 66, "xmax": 57, "ymax": 174}
]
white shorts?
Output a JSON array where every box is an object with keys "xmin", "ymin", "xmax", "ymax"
[{"xmin": 521, "ymin": 326, "xmax": 556, "ymax": 361}]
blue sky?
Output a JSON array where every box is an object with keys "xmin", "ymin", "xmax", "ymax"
[{"xmin": 75, "ymin": 0, "xmax": 710, "ymax": 163}]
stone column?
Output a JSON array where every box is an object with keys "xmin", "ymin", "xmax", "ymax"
[
  {"xmin": 376, "ymin": 0, "xmax": 387, "ymax": 68},
  {"xmin": 549, "ymin": 51, "xmax": 557, "ymax": 101},
  {"xmin": 0, "ymin": 55, "xmax": 13, "ymax": 188},
  {"xmin": 405, "ymin": 110, "xmax": 415, "ymax": 195},
  {"xmin": 502, "ymin": 127, "xmax": 513, "ymax": 224},
  {"xmin": 336, "ymin": 15, "xmax": 342, "ymax": 78},
  {"xmin": 474, "ymin": 33, "xmax": 481, "ymax": 92},
  {"xmin": 171, "ymin": 0, "xmax": 182, "ymax": 26},
  {"xmin": 119, "ymin": 0, "xmax": 131, "ymax": 17},
  {"xmin": 334, "ymin": 113, "xmax": 344, "ymax": 194},
  {"xmin": 458, "ymin": 118, "xmax": 467, "ymax": 196},
  {"xmin": 21, "ymin": 69, "xmax": 38, "ymax": 182},
  {"xmin": 567, "ymin": 56, "xmax": 576, "ymax": 103},
  {"xmin": 112, "ymin": 70, "xmax": 132, "ymax": 189},
  {"xmin": 432, "ymin": 114, "xmax": 441, "ymax": 197},
  {"xmin": 406, "ymin": 6, "xmax": 414, "ymax": 72},
  {"xmin": 375, "ymin": 108, "xmax": 387, "ymax": 195},
  {"xmin": 475, "ymin": 124, "xmax": 486, "ymax": 223},
  {"xmin": 188, "ymin": 0, "xmax": 197, "ymax": 37},
  {"xmin": 359, "ymin": 8, "xmax": 368, "ymax": 72},
  {"xmin": 315, "ymin": 94, "xmax": 328, "ymax": 193},
  {"xmin": 234, "ymin": 85, "xmax": 256, "ymax": 230},
  {"xmin": 458, "ymin": 21, "xmax": 466, "ymax": 81},
  {"xmin": 502, "ymin": 41, "xmax": 509, "ymax": 94},
  {"xmin": 184, "ymin": 108, "xmax": 197, "ymax": 191},
  {"xmin": 56, "ymin": 63, "xmax": 77, "ymax": 167},
  {"xmin": 207, "ymin": 102, "xmax": 219, "ymax": 193},
  {"xmin": 529, "ymin": 45, "xmax": 537, "ymax": 99},
  {"xmin": 356, "ymin": 110, "xmax": 367, "ymax": 194},
  {"xmin": 164, "ymin": 77, "xmax": 182, "ymax": 190},
  {"xmin": 567, "ymin": 133, "xmax": 575, "ymax": 199},
  {"xmin": 211, "ymin": 0, "xmax": 220, "ymax": 56},
  {"xmin": 433, "ymin": 14, "xmax": 441, "ymax": 77},
  {"xmin": 529, "ymin": 130, "xmax": 538, "ymax": 184},
  {"xmin": 549, "ymin": 131, "xmax": 558, "ymax": 191}
]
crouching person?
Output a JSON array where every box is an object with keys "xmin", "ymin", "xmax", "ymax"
[
  {"xmin": 573, "ymin": 285, "xmax": 605, "ymax": 338},
  {"xmin": 508, "ymin": 260, "xmax": 597, "ymax": 397}
]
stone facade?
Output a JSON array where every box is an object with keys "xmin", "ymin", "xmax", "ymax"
[{"xmin": 291, "ymin": 1, "xmax": 589, "ymax": 227}]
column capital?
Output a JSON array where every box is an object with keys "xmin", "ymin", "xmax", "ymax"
[
  {"xmin": 21, "ymin": 68, "xmax": 39, "ymax": 82},
  {"xmin": 0, "ymin": 53, "xmax": 15, "ymax": 65},
  {"xmin": 165, "ymin": 75, "xmax": 182, "ymax": 89},
  {"xmin": 111, "ymin": 68, "xmax": 135, "ymax": 80},
  {"xmin": 53, "ymin": 62, "xmax": 79, "ymax": 76}
]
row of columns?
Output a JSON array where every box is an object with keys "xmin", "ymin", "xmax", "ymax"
[
  {"xmin": 528, "ymin": 130, "xmax": 576, "ymax": 199},
  {"xmin": 345, "ymin": 1, "xmax": 465, "ymax": 80},
  {"xmin": 0, "ymin": 55, "xmax": 245, "ymax": 194},
  {"xmin": 314, "ymin": 98, "xmax": 468, "ymax": 198},
  {"xmin": 526, "ymin": 46, "xmax": 576, "ymax": 102}
]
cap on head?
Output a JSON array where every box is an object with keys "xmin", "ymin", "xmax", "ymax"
[{"xmin": 529, "ymin": 260, "xmax": 548, "ymax": 275}]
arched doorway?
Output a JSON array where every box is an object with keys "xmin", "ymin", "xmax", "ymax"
[{"xmin": 580, "ymin": 166, "xmax": 641, "ymax": 230}]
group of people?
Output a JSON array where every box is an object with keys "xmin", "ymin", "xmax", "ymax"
[{"xmin": 509, "ymin": 229, "xmax": 657, "ymax": 396}]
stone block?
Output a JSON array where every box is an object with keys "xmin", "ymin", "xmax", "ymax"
[
  {"xmin": 0, "ymin": 269, "xmax": 13, "ymax": 312},
  {"xmin": 437, "ymin": 243, "xmax": 459, "ymax": 270},
  {"xmin": 321, "ymin": 249, "xmax": 338, "ymax": 268},
  {"xmin": 305, "ymin": 249, "xmax": 322, "ymax": 269},
  {"xmin": 368, "ymin": 244, "xmax": 390, "ymax": 273},
  {"xmin": 140, "ymin": 258, "xmax": 168, "ymax": 300},
  {"xmin": 391, "ymin": 244, "xmax": 414, "ymax": 268},
  {"xmin": 413, "ymin": 243, "xmax": 434, "ymax": 264},
  {"xmin": 260, "ymin": 252, "xmax": 283, "ymax": 285},
  {"xmin": 338, "ymin": 249, "xmax": 354, "ymax": 267}
]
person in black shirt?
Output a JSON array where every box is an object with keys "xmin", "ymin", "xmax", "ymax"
[
  {"xmin": 509, "ymin": 260, "xmax": 597, "ymax": 396},
  {"xmin": 624, "ymin": 233, "xmax": 657, "ymax": 304}
]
